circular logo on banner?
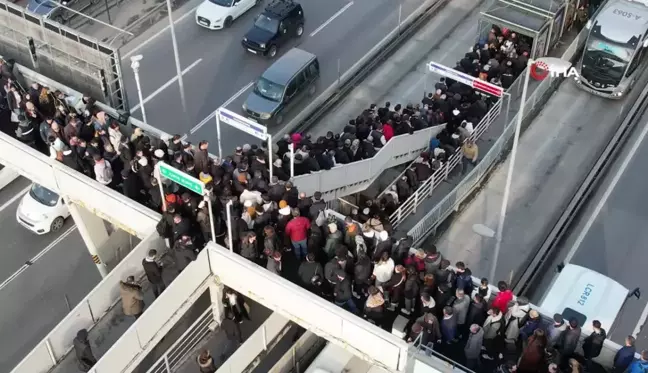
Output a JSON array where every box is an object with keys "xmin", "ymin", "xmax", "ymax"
[{"xmin": 530, "ymin": 60, "xmax": 550, "ymax": 81}]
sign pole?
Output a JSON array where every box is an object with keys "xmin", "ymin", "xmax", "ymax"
[
  {"xmin": 155, "ymin": 164, "xmax": 170, "ymax": 248},
  {"xmin": 206, "ymin": 195, "xmax": 216, "ymax": 243},
  {"xmin": 216, "ymin": 110, "xmax": 223, "ymax": 159},
  {"xmin": 226, "ymin": 199, "xmax": 233, "ymax": 252},
  {"xmin": 290, "ymin": 143, "xmax": 295, "ymax": 179},
  {"xmin": 267, "ymin": 134, "xmax": 274, "ymax": 181},
  {"xmin": 156, "ymin": 163, "xmax": 167, "ymax": 212}
]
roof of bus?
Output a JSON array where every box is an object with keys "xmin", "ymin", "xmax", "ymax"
[
  {"xmin": 539, "ymin": 264, "xmax": 628, "ymax": 332},
  {"xmin": 595, "ymin": 0, "xmax": 648, "ymax": 42}
]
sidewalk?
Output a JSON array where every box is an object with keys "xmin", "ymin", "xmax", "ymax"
[{"xmin": 427, "ymin": 71, "xmax": 636, "ymax": 283}]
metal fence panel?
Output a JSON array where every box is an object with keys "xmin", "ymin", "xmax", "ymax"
[{"xmin": 0, "ymin": 0, "xmax": 127, "ymax": 110}]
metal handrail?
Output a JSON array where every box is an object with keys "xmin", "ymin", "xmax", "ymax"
[
  {"xmin": 408, "ymin": 333, "xmax": 474, "ymax": 372},
  {"xmin": 405, "ymin": 73, "xmax": 554, "ymax": 246},
  {"xmin": 389, "ymin": 98, "xmax": 503, "ymax": 229},
  {"xmin": 146, "ymin": 307, "xmax": 214, "ymax": 373}
]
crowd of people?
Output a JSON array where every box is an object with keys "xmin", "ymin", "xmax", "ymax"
[{"xmin": 4, "ymin": 22, "xmax": 643, "ymax": 373}]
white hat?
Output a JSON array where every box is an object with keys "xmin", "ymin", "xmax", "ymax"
[
  {"xmin": 154, "ymin": 149, "xmax": 164, "ymax": 158},
  {"xmin": 328, "ymin": 223, "xmax": 338, "ymax": 233},
  {"xmin": 138, "ymin": 157, "xmax": 148, "ymax": 166},
  {"xmin": 379, "ymin": 230, "xmax": 388, "ymax": 241}
]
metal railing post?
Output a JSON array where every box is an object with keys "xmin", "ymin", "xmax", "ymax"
[
  {"xmin": 164, "ymin": 355, "xmax": 171, "ymax": 372},
  {"xmin": 262, "ymin": 324, "xmax": 267, "ymax": 351},
  {"xmin": 445, "ymin": 159, "xmax": 450, "ymax": 180},
  {"xmin": 413, "ymin": 192, "xmax": 418, "ymax": 214},
  {"xmin": 429, "ymin": 174, "xmax": 435, "ymax": 197}
]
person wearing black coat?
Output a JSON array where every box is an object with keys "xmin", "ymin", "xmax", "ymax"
[
  {"xmin": 403, "ymin": 266, "xmax": 420, "ymax": 315},
  {"xmin": 73, "ymin": 329, "xmax": 97, "ymax": 372},
  {"xmin": 298, "ymin": 253, "xmax": 324, "ymax": 295},
  {"xmin": 353, "ymin": 249, "xmax": 372, "ymax": 297},
  {"xmin": 333, "ymin": 268, "xmax": 357, "ymax": 314},
  {"xmin": 121, "ymin": 169, "xmax": 143, "ymax": 203},
  {"xmin": 142, "ymin": 249, "xmax": 166, "ymax": 297},
  {"xmin": 583, "ymin": 320, "xmax": 607, "ymax": 361},
  {"xmin": 466, "ymin": 293, "xmax": 488, "ymax": 327}
]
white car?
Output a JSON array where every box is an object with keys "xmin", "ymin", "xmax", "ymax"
[
  {"xmin": 16, "ymin": 183, "xmax": 70, "ymax": 235},
  {"xmin": 195, "ymin": 0, "xmax": 260, "ymax": 30}
]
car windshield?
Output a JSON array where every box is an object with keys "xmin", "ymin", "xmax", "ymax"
[
  {"xmin": 29, "ymin": 184, "xmax": 59, "ymax": 207},
  {"xmin": 208, "ymin": 0, "xmax": 233, "ymax": 6},
  {"xmin": 254, "ymin": 15, "xmax": 279, "ymax": 33},
  {"xmin": 582, "ymin": 39, "xmax": 631, "ymax": 82},
  {"xmin": 254, "ymin": 77, "xmax": 284, "ymax": 102}
]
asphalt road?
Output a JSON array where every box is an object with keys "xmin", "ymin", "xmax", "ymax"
[
  {"xmin": 120, "ymin": 0, "xmax": 424, "ymax": 153},
  {"xmin": 540, "ymin": 103, "xmax": 648, "ymax": 349},
  {"xmin": 0, "ymin": 177, "xmax": 101, "ymax": 372}
]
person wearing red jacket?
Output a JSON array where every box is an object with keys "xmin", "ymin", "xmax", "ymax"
[
  {"xmin": 492, "ymin": 281, "xmax": 514, "ymax": 314},
  {"xmin": 382, "ymin": 121, "xmax": 394, "ymax": 141},
  {"xmin": 284, "ymin": 208, "xmax": 311, "ymax": 261}
]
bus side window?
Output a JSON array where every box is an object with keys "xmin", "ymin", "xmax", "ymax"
[{"xmin": 626, "ymin": 48, "xmax": 644, "ymax": 77}]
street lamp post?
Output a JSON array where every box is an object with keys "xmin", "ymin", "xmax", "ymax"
[
  {"xmin": 130, "ymin": 55, "xmax": 148, "ymax": 124},
  {"xmin": 489, "ymin": 60, "xmax": 532, "ymax": 282},
  {"xmin": 166, "ymin": 0, "xmax": 188, "ymax": 114}
]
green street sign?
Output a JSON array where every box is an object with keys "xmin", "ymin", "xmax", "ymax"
[{"xmin": 158, "ymin": 162, "xmax": 205, "ymax": 195}]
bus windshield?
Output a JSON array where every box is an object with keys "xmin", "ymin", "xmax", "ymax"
[{"xmin": 581, "ymin": 39, "xmax": 632, "ymax": 85}]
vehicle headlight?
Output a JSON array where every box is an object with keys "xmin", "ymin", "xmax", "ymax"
[
  {"xmin": 260, "ymin": 113, "xmax": 271, "ymax": 120},
  {"xmin": 242, "ymin": 102, "xmax": 248, "ymax": 111},
  {"xmin": 259, "ymin": 43, "xmax": 266, "ymax": 48}
]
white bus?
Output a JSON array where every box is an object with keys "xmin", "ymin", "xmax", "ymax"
[{"xmin": 539, "ymin": 264, "xmax": 629, "ymax": 335}]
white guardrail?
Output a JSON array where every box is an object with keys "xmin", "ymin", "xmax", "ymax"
[
  {"xmin": 10, "ymin": 232, "xmax": 166, "ymax": 373},
  {"xmin": 388, "ymin": 98, "xmax": 503, "ymax": 229},
  {"xmin": 56, "ymin": 242, "xmax": 411, "ymax": 373}
]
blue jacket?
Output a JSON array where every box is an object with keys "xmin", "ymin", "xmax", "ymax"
[
  {"xmin": 429, "ymin": 138, "xmax": 440, "ymax": 151},
  {"xmin": 628, "ymin": 360, "xmax": 648, "ymax": 373},
  {"xmin": 615, "ymin": 346, "xmax": 637, "ymax": 370},
  {"xmin": 441, "ymin": 315, "xmax": 457, "ymax": 342}
]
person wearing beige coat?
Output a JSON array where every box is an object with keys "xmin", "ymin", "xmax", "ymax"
[{"xmin": 120, "ymin": 276, "xmax": 145, "ymax": 318}]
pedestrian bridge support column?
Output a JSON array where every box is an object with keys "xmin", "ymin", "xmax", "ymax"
[
  {"xmin": 68, "ymin": 202, "xmax": 110, "ymax": 277},
  {"xmin": 209, "ymin": 276, "xmax": 225, "ymax": 329}
]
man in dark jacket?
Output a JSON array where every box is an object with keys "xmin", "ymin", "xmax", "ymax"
[
  {"xmin": 121, "ymin": 169, "xmax": 142, "ymax": 203},
  {"xmin": 333, "ymin": 268, "xmax": 357, "ymax": 314},
  {"xmin": 142, "ymin": 249, "xmax": 165, "ymax": 297},
  {"xmin": 613, "ymin": 336, "xmax": 637, "ymax": 373},
  {"xmin": 73, "ymin": 329, "xmax": 97, "ymax": 372},
  {"xmin": 557, "ymin": 318, "xmax": 581, "ymax": 368},
  {"xmin": 298, "ymin": 253, "xmax": 323, "ymax": 295},
  {"xmin": 583, "ymin": 320, "xmax": 607, "ymax": 360}
]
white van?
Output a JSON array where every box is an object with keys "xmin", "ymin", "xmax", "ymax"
[
  {"xmin": 16, "ymin": 183, "xmax": 70, "ymax": 234},
  {"xmin": 539, "ymin": 264, "xmax": 629, "ymax": 334}
]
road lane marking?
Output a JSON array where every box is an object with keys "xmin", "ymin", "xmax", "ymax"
[
  {"xmin": 0, "ymin": 225, "xmax": 77, "ymax": 292},
  {"xmin": 564, "ymin": 119, "xmax": 648, "ymax": 264},
  {"xmin": 187, "ymin": 81, "xmax": 254, "ymax": 136},
  {"xmin": 309, "ymin": 1, "xmax": 354, "ymax": 37},
  {"xmin": 121, "ymin": 4, "xmax": 200, "ymax": 60},
  {"xmin": 0, "ymin": 185, "xmax": 31, "ymax": 214},
  {"xmin": 130, "ymin": 58, "xmax": 203, "ymax": 115}
]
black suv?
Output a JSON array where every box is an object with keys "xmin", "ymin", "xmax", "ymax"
[{"xmin": 241, "ymin": 0, "xmax": 304, "ymax": 58}]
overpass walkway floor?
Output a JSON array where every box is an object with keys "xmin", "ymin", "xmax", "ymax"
[{"xmin": 49, "ymin": 246, "xmax": 272, "ymax": 373}]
